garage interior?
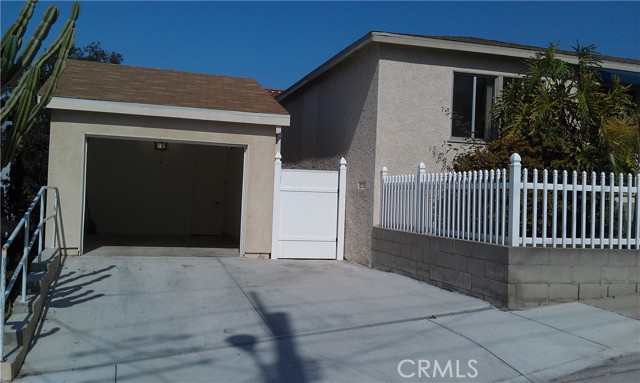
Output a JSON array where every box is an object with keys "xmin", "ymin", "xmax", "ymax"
[{"xmin": 82, "ymin": 137, "xmax": 245, "ymax": 254}]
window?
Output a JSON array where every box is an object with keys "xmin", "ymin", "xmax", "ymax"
[{"xmin": 452, "ymin": 73, "xmax": 496, "ymax": 140}]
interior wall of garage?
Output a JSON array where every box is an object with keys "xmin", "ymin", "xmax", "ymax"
[{"xmin": 85, "ymin": 138, "xmax": 242, "ymax": 238}]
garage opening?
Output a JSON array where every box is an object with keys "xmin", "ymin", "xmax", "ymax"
[{"xmin": 82, "ymin": 137, "xmax": 245, "ymax": 255}]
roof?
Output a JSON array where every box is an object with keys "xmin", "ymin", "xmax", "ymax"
[
  {"xmin": 53, "ymin": 60, "xmax": 288, "ymax": 116},
  {"xmin": 265, "ymin": 88, "xmax": 284, "ymax": 98},
  {"xmin": 279, "ymin": 31, "xmax": 640, "ymax": 101}
]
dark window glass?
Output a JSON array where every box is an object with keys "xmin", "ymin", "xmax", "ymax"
[
  {"xmin": 452, "ymin": 73, "xmax": 496, "ymax": 139},
  {"xmin": 452, "ymin": 74, "xmax": 474, "ymax": 137}
]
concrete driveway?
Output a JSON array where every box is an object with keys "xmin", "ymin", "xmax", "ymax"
[{"xmin": 14, "ymin": 249, "xmax": 640, "ymax": 383}]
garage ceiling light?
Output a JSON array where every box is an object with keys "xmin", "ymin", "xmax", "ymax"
[{"xmin": 154, "ymin": 142, "xmax": 168, "ymax": 151}]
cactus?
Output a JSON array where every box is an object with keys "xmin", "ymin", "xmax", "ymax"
[{"xmin": 1, "ymin": 0, "xmax": 80, "ymax": 169}]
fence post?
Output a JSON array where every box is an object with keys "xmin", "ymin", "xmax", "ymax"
[
  {"xmin": 271, "ymin": 152, "xmax": 282, "ymax": 260},
  {"xmin": 336, "ymin": 158, "xmax": 347, "ymax": 261},
  {"xmin": 416, "ymin": 163, "xmax": 426, "ymax": 233},
  {"xmin": 508, "ymin": 153, "xmax": 522, "ymax": 247},
  {"xmin": 380, "ymin": 166, "xmax": 388, "ymax": 227}
]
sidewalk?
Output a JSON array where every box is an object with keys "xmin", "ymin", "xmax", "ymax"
[{"xmin": 12, "ymin": 250, "xmax": 640, "ymax": 382}]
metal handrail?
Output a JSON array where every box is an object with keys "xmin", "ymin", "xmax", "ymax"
[{"xmin": 1, "ymin": 186, "xmax": 60, "ymax": 362}]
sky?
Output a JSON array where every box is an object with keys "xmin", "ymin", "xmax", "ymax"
[{"xmin": 2, "ymin": 1, "xmax": 639, "ymax": 90}]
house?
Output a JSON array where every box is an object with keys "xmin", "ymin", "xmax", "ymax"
[
  {"xmin": 46, "ymin": 59, "xmax": 289, "ymax": 257},
  {"xmin": 277, "ymin": 31, "xmax": 640, "ymax": 266}
]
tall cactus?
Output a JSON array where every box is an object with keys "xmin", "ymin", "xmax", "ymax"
[{"xmin": 1, "ymin": 0, "xmax": 80, "ymax": 169}]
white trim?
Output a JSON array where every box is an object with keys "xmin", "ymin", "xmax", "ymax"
[
  {"xmin": 80, "ymin": 137, "xmax": 88, "ymax": 255},
  {"xmin": 47, "ymin": 97, "xmax": 290, "ymax": 127},
  {"xmin": 239, "ymin": 146, "xmax": 248, "ymax": 257}
]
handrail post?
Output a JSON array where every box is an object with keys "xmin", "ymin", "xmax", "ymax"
[
  {"xmin": 52, "ymin": 189, "xmax": 59, "ymax": 248},
  {"xmin": 1, "ymin": 246, "xmax": 6, "ymax": 361},
  {"xmin": 271, "ymin": 152, "xmax": 282, "ymax": 260},
  {"xmin": 508, "ymin": 153, "xmax": 522, "ymax": 247},
  {"xmin": 22, "ymin": 219, "xmax": 29, "ymax": 302},
  {"xmin": 336, "ymin": 158, "xmax": 347, "ymax": 261},
  {"xmin": 39, "ymin": 189, "xmax": 45, "ymax": 262}
]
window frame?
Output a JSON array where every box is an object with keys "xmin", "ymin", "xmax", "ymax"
[{"xmin": 450, "ymin": 71, "xmax": 519, "ymax": 142}]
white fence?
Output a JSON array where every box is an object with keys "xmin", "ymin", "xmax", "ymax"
[
  {"xmin": 271, "ymin": 153, "xmax": 347, "ymax": 259},
  {"xmin": 380, "ymin": 154, "xmax": 640, "ymax": 249}
]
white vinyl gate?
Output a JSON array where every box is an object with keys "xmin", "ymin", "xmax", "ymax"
[{"xmin": 271, "ymin": 153, "xmax": 346, "ymax": 259}]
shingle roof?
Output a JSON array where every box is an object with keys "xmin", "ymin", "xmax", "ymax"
[{"xmin": 53, "ymin": 60, "xmax": 288, "ymax": 115}]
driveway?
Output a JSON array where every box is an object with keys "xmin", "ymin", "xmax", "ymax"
[{"xmin": 15, "ymin": 249, "xmax": 640, "ymax": 383}]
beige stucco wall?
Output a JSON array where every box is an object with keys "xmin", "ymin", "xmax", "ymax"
[
  {"xmin": 47, "ymin": 109, "xmax": 276, "ymax": 256},
  {"xmin": 373, "ymin": 45, "xmax": 525, "ymax": 225},
  {"xmin": 280, "ymin": 44, "xmax": 380, "ymax": 265},
  {"xmin": 281, "ymin": 42, "xmax": 527, "ymax": 266},
  {"xmin": 222, "ymin": 146, "xmax": 245, "ymax": 241}
]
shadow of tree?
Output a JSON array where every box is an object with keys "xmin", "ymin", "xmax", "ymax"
[{"xmin": 226, "ymin": 292, "xmax": 320, "ymax": 383}]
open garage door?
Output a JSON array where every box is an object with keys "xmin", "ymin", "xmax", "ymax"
[{"xmin": 82, "ymin": 137, "xmax": 245, "ymax": 255}]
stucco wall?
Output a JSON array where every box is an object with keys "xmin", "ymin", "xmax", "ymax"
[
  {"xmin": 280, "ymin": 44, "xmax": 380, "ymax": 265},
  {"xmin": 374, "ymin": 45, "xmax": 524, "ymax": 225},
  {"xmin": 222, "ymin": 146, "xmax": 245, "ymax": 241},
  {"xmin": 281, "ymin": 43, "xmax": 530, "ymax": 265},
  {"xmin": 47, "ymin": 109, "xmax": 276, "ymax": 256}
]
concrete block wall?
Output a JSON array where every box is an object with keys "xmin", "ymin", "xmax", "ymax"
[
  {"xmin": 371, "ymin": 227, "xmax": 510, "ymax": 308},
  {"xmin": 509, "ymin": 247, "xmax": 639, "ymax": 309},
  {"xmin": 371, "ymin": 227, "xmax": 640, "ymax": 309}
]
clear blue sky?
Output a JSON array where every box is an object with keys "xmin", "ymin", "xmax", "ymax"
[{"xmin": 2, "ymin": 1, "xmax": 639, "ymax": 89}]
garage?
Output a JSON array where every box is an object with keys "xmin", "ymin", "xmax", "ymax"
[
  {"xmin": 45, "ymin": 60, "xmax": 289, "ymax": 257},
  {"xmin": 83, "ymin": 138, "xmax": 245, "ymax": 253}
]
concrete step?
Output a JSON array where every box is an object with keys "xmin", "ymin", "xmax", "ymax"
[
  {"xmin": 2, "ymin": 247, "xmax": 60, "ymax": 381},
  {"xmin": 2, "ymin": 312, "xmax": 30, "ymax": 348},
  {"xmin": 12, "ymin": 293, "xmax": 42, "ymax": 315},
  {"xmin": 26, "ymin": 271, "xmax": 46, "ymax": 294},
  {"xmin": 30, "ymin": 248, "xmax": 60, "ymax": 273}
]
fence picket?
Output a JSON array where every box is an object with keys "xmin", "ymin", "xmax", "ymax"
[
  {"xmin": 627, "ymin": 173, "xmax": 632, "ymax": 249},
  {"xmin": 590, "ymin": 172, "xmax": 596, "ymax": 249},
  {"xmin": 571, "ymin": 171, "xmax": 578, "ymax": 248},
  {"xmin": 522, "ymin": 168, "xmax": 528, "ymax": 245},
  {"xmin": 610, "ymin": 173, "xmax": 615, "ymax": 249},
  {"xmin": 532, "ymin": 169, "xmax": 538, "ymax": 247},
  {"xmin": 542, "ymin": 170, "xmax": 548, "ymax": 247}
]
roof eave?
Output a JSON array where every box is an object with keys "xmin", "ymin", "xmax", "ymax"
[
  {"xmin": 47, "ymin": 97, "xmax": 291, "ymax": 127},
  {"xmin": 372, "ymin": 32, "xmax": 639, "ymax": 72}
]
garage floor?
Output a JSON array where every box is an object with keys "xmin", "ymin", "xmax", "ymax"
[{"xmin": 83, "ymin": 234, "xmax": 239, "ymax": 255}]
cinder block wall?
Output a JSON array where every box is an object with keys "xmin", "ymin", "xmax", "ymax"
[
  {"xmin": 371, "ymin": 227, "xmax": 640, "ymax": 309},
  {"xmin": 372, "ymin": 227, "xmax": 510, "ymax": 307},
  {"xmin": 509, "ymin": 247, "xmax": 639, "ymax": 308}
]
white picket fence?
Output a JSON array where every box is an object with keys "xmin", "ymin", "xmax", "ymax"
[{"xmin": 380, "ymin": 154, "xmax": 640, "ymax": 249}]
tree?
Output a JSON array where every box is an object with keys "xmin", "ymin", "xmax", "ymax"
[
  {"xmin": 1, "ymin": 0, "xmax": 80, "ymax": 169},
  {"xmin": 453, "ymin": 43, "xmax": 639, "ymax": 173},
  {"xmin": 69, "ymin": 41, "xmax": 123, "ymax": 64}
]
